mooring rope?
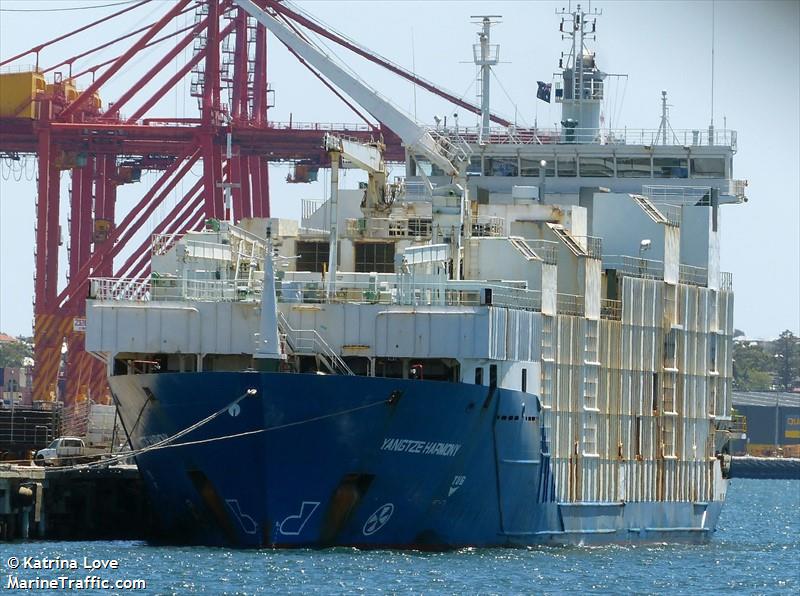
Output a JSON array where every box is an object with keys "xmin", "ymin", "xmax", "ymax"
[{"xmin": 2, "ymin": 389, "xmax": 389, "ymax": 471}]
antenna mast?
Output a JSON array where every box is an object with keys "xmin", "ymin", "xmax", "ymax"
[
  {"xmin": 555, "ymin": 2, "xmax": 602, "ymax": 142},
  {"xmin": 655, "ymin": 90, "xmax": 676, "ymax": 146},
  {"xmin": 709, "ymin": 0, "xmax": 716, "ymax": 145},
  {"xmin": 471, "ymin": 15, "xmax": 501, "ymax": 144}
]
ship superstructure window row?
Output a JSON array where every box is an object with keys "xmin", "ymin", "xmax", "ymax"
[
  {"xmin": 354, "ymin": 242, "xmax": 395, "ymax": 273},
  {"xmin": 295, "ymin": 241, "xmax": 330, "ymax": 273},
  {"xmin": 474, "ymin": 154, "xmax": 728, "ymax": 179}
]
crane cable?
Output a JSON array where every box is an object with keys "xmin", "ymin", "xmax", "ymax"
[{"xmin": 0, "ymin": 1, "xmax": 141, "ymax": 13}]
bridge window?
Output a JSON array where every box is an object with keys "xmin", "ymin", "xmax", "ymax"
[
  {"xmin": 691, "ymin": 157, "xmax": 725, "ymax": 178},
  {"xmin": 489, "ymin": 364, "xmax": 498, "ymax": 389},
  {"xmin": 579, "ymin": 156, "xmax": 614, "ymax": 177},
  {"xmin": 490, "ymin": 157, "xmax": 518, "ymax": 177},
  {"xmin": 467, "ymin": 156, "xmax": 482, "ymax": 176},
  {"xmin": 295, "ymin": 241, "xmax": 330, "ymax": 273},
  {"xmin": 521, "ymin": 368, "xmax": 527, "ymax": 392},
  {"xmin": 474, "ymin": 367, "xmax": 484, "ymax": 385},
  {"xmin": 556, "ymin": 156, "xmax": 577, "ymax": 177},
  {"xmin": 653, "ymin": 157, "xmax": 688, "ymax": 179},
  {"xmin": 355, "ymin": 242, "xmax": 394, "ymax": 273},
  {"xmin": 520, "ymin": 158, "xmax": 541, "ymax": 177},
  {"xmin": 617, "ymin": 157, "xmax": 651, "ymax": 178}
]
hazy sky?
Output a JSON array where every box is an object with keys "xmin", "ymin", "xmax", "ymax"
[{"xmin": 0, "ymin": 0, "xmax": 798, "ymax": 339}]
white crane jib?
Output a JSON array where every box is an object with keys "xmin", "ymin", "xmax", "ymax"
[
  {"xmin": 234, "ymin": 0, "xmax": 463, "ymax": 177},
  {"xmin": 234, "ymin": 0, "xmax": 472, "ymax": 279}
]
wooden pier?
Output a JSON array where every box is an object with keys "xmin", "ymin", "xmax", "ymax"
[{"xmin": 0, "ymin": 464, "xmax": 152, "ymax": 541}]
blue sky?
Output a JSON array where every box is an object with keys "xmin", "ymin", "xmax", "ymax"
[{"xmin": 0, "ymin": 0, "xmax": 798, "ymax": 339}]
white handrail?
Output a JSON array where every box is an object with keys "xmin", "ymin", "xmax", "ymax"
[{"xmin": 277, "ymin": 311, "xmax": 353, "ymax": 375}]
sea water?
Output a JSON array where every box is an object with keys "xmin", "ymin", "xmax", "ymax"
[{"xmin": 1, "ymin": 479, "xmax": 798, "ymax": 594}]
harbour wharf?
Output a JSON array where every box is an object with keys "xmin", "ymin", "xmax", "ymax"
[{"xmin": 0, "ymin": 464, "xmax": 152, "ymax": 541}]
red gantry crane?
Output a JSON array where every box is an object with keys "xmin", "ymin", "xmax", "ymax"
[{"xmin": 0, "ymin": 0, "xmax": 510, "ymax": 418}]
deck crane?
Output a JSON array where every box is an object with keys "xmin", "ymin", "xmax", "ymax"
[
  {"xmin": 233, "ymin": 0, "xmax": 473, "ymax": 279},
  {"xmin": 322, "ymin": 133, "xmax": 397, "ymax": 298}
]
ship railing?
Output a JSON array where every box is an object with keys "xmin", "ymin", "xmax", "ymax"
[
  {"xmin": 471, "ymin": 216, "xmax": 505, "ymax": 237},
  {"xmin": 678, "ymin": 263, "xmax": 708, "ymax": 286},
  {"xmin": 601, "ymin": 298, "xmax": 622, "ymax": 320},
  {"xmin": 90, "ymin": 277, "xmax": 265, "ymax": 303},
  {"xmin": 730, "ymin": 412, "xmax": 747, "ymax": 435},
  {"xmin": 524, "ymin": 239, "xmax": 559, "ymax": 265},
  {"xmin": 172, "ymin": 278, "xmax": 262, "ymax": 302},
  {"xmin": 437, "ymin": 126, "xmax": 736, "ymax": 148},
  {"xmin": 726, "ymin": 179, "xmax": 748, "ymax": 201},
  {"xmin": 346, "ymin": 217, "xmax": 423, "ymax": 239},
  {"xmin": 721, "ymin": 271, "xmax": 733, "ymax": 292},
  {"xmin": 402, "ymin": 179, "xmax": 432, "ymax": 200},
  {"xmin": 568, "ymin": 235, "xmax": 603, "ymax": 259},
  {"xmin": 603, "ymin": 255, "xmax": 665, "ymax": 281},
  {"xmin": 556, "ymin": 293, "xmax": 585, "ymax": 316},
  {"xmin": 278, "ymin": 275, "xmax": 544, "ymax": 311},
  {"xmin": 643, "ymin": 182, "xmax": 747, "ymax": 207},
  {"xmin": 224, "ymin": 222, "xmax": 269, "ymax": 251},
  {"xmin": 301, "ymin": 198, "xmax": 325, "ymax": 223},
  {"xmin": 225, "ymin": 228, "xmax": 270, "ymax": 268},
  {"xmin": 428, "ymin": 128, "xmax": 472, "ymax": 165},
  {"xmin": 89, "ymin": 277, "xmax": 152, "ymax": 301},
  {"xmin": 397, "ymin": 280, "xmax": 542, "ymax": 311},
  {"xmin": 223, "ymin": 224, "xmax": 267, "ymax": 250},
  {"xmin": 181, "ymin": 236, "xmax": 267, "ymax": 270},
  {"xmin": 276, "ymin": 311, "xmax": 354, "ymax": 376},
  {"xmin": 659, "ymin": 204, "xmax": 682, "ymax": 227},
  {"xmin": 151, "ymin": 233, "xmax": 182, "ymax": 256},
  {"xmin": 642, "ymin": 184, "xmax": 719, "ymax": 207},
  {"xmin": 267, "ymin": 120, "xmax": 375, "ymax": 133},
  {"xmin": 0, "ymin": 64, "xmax": 42, "ymax": 74},
  {"xmin": 603, "ymin": 256, "xmax": 732, "ymax": 290}
]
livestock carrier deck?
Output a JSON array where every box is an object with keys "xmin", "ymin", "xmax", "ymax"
[{"xmin": 86, "ymin": 2, "xmax": 745, "ymax": 547}]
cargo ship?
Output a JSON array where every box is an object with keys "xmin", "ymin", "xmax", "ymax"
[{"xmin": 86, "ymin": 1, "xmax": 745, "ymax": 547}]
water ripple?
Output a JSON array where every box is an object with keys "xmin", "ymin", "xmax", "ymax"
[{"xmin": 1, "ymin": 479, "xmax": 797, "ymax": 594}]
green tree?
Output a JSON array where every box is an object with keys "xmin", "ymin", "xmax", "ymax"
[
  {"xmin": 733, "ymin": 342, "xmax": 773, "ymax": 391},
  {"xmin": 0, "ymin": 340, "xmax": 33, "ymax": 368},
  {"xmin": 771, "ymin": 330, "xmax": 799, "ymax": 391}
]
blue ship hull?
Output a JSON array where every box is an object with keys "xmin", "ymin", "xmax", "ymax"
[{"xmin": 109, "ymin": 372, "xmax": 723, "ymax": 548}]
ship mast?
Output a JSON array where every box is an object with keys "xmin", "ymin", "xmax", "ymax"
[
  {"xmin": 471, "ymin": 15, "xmax": 501, "ymax": 144},
  {"xmin": 556, "ymin": 3, "xmax": 603, "ymax": 142}
]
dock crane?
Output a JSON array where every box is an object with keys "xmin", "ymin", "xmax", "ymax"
[{"xmin": 234, "ymin": 0, "xmax": 473, "ymax": 279}]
